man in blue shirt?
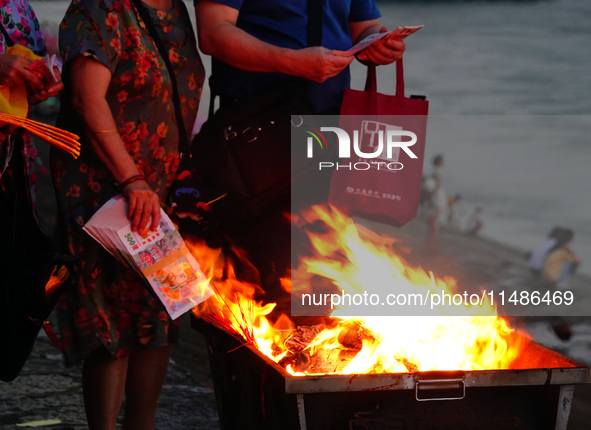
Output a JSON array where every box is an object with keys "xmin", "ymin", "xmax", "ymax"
[
  {"xmin": 195, "ymin": 0, "xmax": 405, "ymax": 114},
  {"xmin": 193, "ymin": 8, "xmax": 406, "ymax": 423},
  {"xmin": 192, "ymin": 0, "xmax": 406, "ymax": 303}
]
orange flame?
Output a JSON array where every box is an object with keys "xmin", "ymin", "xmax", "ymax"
[{"xmin": 190, "ymin": 205, "xmax": 524, "ymax": 376}]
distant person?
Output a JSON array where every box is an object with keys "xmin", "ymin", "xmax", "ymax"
[
  {"xmin": 446, "ymin": 193, "xmax": 463, "ymax": 228},
  {"xmin": 426, "ymin": 154, "xmax": 446, "ymax": 245},
  {"xmin": 542, "ymin": 228, "xmax": 581, "ymax": 288},
  {"xmin": 528, "ymin": 226, "xmax": 563, "ymax": 278},
  {"xmin": 465, "ymin": 206, "xmax": 484, "ymax": 236},
  {"xmin": 538, "ymin": 228, "xmax": 580, "ymax": 342}
]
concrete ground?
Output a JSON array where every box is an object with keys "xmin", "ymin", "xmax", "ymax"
[{"xmin": 0, "ymin": 320, "xmax": 219, "ymax": 430}]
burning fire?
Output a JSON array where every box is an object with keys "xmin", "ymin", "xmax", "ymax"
[{"xmin": 190, "ymin": 205, "xmax": 524, "ymax": 376}]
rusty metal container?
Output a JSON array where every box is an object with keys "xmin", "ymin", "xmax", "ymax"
[{"xmin": 192, "ymin": 318, "xmax": 590, "ymax": 430}]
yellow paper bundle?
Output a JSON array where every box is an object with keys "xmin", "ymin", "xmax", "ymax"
[
  {"xmin": 0, "ymin": 45, "xmax": 41, "ymax": 118},
  {"xmin": 0, "ymin": 46, "xmax": 79, "ymax": 158}
]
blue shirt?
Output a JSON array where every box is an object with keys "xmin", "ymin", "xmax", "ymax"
[{"xmin": 201, "ymin": 0, "xmax": 380, "ymax": 113}]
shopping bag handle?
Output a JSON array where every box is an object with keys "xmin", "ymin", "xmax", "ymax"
[{"xmin": 364, "ymin": 59, "xmax": 405, "ymax": 97}]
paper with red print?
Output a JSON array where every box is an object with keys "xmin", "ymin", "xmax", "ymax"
[
  {"xmin": 84, "ymin": 195, "xmax": 213, "ymax": 319},
  {"xmin": 333, "ymin": 25, "xmax": 423, "ymax": 57}
]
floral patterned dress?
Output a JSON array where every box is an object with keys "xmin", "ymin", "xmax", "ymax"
[
  {"xmin": 1, "ymin": 0, "xmax": 47, "ymax": 203},
  {"xmin": 50, "ymin": 0, "xmax": 204, "ymax": 363},
  {"xmin": 0, "ymin": 0, "xmax": 45, "ymax": 55}
]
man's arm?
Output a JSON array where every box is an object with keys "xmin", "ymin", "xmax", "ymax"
[
  {"xmin": 350, "ymin": 20, "xmax": 406, "ymax": 65},
  {"xmin": 195, "ymin": 0, "xmax": 353, "ymax": 83}
]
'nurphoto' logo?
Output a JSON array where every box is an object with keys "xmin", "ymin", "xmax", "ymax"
[{"xmin": 306, "ymin": 120, "xmax": 418, "ymax": 172}]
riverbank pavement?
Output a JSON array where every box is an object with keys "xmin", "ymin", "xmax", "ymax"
[{"xmin": 0, "ymin": 314, "xmax": 220, "ymax": 430}]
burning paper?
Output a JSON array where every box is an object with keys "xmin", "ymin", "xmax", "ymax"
[
  {"xmin": 84, "ymin": 195, "xmax": 213, "ymax": 319},
  {"xmin": 190, "ymin": 204, "xmax": 524, "ymax": 375}
]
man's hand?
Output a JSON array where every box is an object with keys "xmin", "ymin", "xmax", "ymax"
[
  {"xmin": 291, "ymin": 47, "xmax": 354, "ymax": 83},
  {"xmin": 357, "ymin": 27, "xmax": 406, "ymax": 65}
]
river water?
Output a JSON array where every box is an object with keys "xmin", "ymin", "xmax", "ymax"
[
  {"xmin": 371, "ymin": 0, "xmax": 591, "ymax": 274},
  {"xmin": 30, "ymin": 0, "xmax": 591, "ymax": 274}
]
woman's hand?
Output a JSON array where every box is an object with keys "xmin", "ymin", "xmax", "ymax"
[
  {"xmin": 0, "ymin": 54, "xmax": 44, "ymax": 93},
  {"xmin": 1, "ymin": 54, "xmax": 64, "ymax": 103},
  {"xmin": 28, "ymin": 66, "xmax": 64, "ymax": 104},
  {"xmin": 120, "ymin": 178, "xmax": 161, "ymax": 233}
]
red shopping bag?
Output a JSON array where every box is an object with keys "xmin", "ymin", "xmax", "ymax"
[{"xmin": 328, "ymin": 60, "xmax": 429, "ymax": 226}]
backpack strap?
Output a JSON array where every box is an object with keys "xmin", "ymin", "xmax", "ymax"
[
  {"xmin": 306, "ymin": 0, "xmax": 323, "ymax": 47},
  {"xmin": 0, "ymin": 22, "xmax": 15, "ymax": 47}
]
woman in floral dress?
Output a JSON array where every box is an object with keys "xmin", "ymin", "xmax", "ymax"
[{"xmin": 50, "ymin": 0, "xmax": 204, "ymax": 427}]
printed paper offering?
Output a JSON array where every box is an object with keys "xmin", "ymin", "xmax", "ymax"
[
  {"xmin": 333, "ymin": 25, "xmax": 423, "ymax": 57},
  {"xmin": 83, "ymin": 195, "xmax": 213, "ymax": 319},
  {"xmin": 27, "ymin": 54, "xmax": 62, "ymax": 87}
]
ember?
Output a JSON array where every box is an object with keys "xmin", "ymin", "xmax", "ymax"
[{"xmin": 190, "ymin": 205, "xmax": 524, "ymax": 376}]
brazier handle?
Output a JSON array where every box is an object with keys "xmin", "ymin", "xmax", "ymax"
[{"xmin": 415, "ymin": 378, "xmax": 465, "ymax": 401}]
